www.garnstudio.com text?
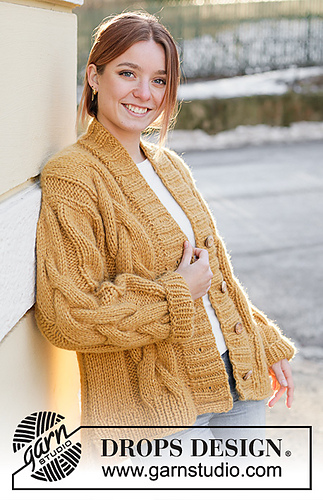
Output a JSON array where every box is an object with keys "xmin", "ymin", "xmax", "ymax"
[{"xmin": 101, "ymin": 462, "xmax": 282, "ymax": 481}]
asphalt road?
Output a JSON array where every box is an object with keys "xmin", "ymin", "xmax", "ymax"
[{"xmin": 181, "ymin": 140, "xmax": 323, "ymax": 357}]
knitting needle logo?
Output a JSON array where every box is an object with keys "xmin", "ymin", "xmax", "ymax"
[{"xmin": 12, "ymin": 411, "xmax": 81, "ymax": 482}]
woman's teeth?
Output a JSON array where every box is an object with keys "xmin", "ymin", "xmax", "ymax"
[{"xmin": 124, "ymin": 104, "xmax": 149, "ymax": 115}]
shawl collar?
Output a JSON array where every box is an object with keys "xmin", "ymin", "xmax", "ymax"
[{"xmin": 78, "ymin": 119, "xmax": 212, "ymax": 251}]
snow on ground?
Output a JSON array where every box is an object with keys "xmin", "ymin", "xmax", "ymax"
[
  {"xmin": 178, "ymin": 66, "xmax": 323, "ymax": 100},
  {"xmin": 165, "ymin": 121, "xmax": 323, "ymax": 152},
  {"xmin": 166, "ymin": 66, "xmax": 323, "ymax": 151}
]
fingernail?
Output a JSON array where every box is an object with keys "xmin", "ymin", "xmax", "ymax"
[
  {"xmin": 184, "ymin": 241, "xmax": 188, "ymax": 248},
  {"xmin": 281, "ymin": 379, "xmax": 287, "ymax": 387}
]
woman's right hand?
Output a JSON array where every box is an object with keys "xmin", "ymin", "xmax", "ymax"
[{"xmin": 175, "ymin": 241, "xmax": 213, "ymax": 301}]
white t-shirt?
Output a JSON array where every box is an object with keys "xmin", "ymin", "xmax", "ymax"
[{"xmin": 137, "ymin": 158, "xmax": 227, "ymax": 355}]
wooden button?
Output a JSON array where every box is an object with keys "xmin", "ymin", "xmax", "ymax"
[
  {"xmin": 221, "ymin": 280, "xmax": 227, "ymax": 293},
  {"xmin": 234, "ymin": 322, "xmax": 243, "ymax": 334},
  {"xmin": 205, "ymin": 235, "xmax": 214, "ymax": 248},
  {"xmin": 243, "ymin": 370, "xmax": 253, "ymax": 381}
]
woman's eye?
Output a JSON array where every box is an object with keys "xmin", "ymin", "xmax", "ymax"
[
  {"xmin": 154, "ymin": 78, "xmax": 166, "ymax": 86},
  {"xmin": 120, "ymin": 71, "xmax": 134, "ymax": 78}
]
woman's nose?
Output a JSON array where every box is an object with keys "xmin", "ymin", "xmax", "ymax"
[{"xmin": 133, "ymin": 79, "xmax": 151, "ymax": 101}]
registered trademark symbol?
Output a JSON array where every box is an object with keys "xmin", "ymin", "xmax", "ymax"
[{"xmin": 285, "ymin": 450, "xmax": 292, "ymax": 457}]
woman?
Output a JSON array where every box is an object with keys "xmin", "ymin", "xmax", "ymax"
[{"xmin": 35, "ymin": 12, "xmax": 295, "ymax": 460}]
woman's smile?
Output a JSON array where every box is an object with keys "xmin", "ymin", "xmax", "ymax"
[{"xmin": 122, "ymin": 103, "xmax": 151, "ymax": 116}]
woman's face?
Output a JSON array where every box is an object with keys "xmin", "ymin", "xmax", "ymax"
[{"xmin": 88, "ymin": 39, "xmax": 167, "ymax": 145}]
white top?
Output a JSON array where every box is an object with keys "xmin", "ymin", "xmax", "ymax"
[{"xmin": 137, "ymin": 158, "xmax": 227, "ymax": 355}]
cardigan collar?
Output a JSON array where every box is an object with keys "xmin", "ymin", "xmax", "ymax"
[
  {"xmin": 78, "ymin": 118, "xmax": 212, "ymax": 252},
  {"xmin": 78, "ymin": 118, "xmax": 157, "ymax": 174}
]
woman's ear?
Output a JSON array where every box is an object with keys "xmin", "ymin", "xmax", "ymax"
[{"xmin": 87, "ymin": 64, "xmax": 99, "ymax": 91}]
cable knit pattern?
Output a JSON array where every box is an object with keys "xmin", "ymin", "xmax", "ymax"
[{"xmin": 35, "ymin": 118, "xmax": 295, "ymax": 444}]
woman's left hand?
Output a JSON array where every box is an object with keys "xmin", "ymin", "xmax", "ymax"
[{"xmin": 268, "ymin": 358, "xmax": 294, "ymax": 409}]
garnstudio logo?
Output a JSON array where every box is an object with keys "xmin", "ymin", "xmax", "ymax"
[{"xmin": 12, "ymin": 411, "xmax": 81, "ymax": 482}]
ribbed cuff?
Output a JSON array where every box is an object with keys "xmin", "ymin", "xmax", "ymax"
[
  {"xmin": 263, "ymin": 329, "xmax": 296, "ymax": 367},
  {"xmin": 157, "ymin": 272, "xmax": 195, "ymax": 343}
]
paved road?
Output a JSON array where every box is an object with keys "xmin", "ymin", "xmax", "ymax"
[{"xmin": 181, "ymin": 141, "xmax": 323, "ymax": 356}]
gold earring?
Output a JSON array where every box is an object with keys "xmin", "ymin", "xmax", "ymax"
[{"xmin": 91, "ymin": 88, "xmax": 98, "ymax": 101}]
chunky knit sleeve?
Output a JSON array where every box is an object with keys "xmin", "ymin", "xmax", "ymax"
[{"xmin": 35, "ymin": 167, "xmax": 195, "ymax": 353}]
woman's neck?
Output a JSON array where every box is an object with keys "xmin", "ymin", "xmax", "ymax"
[
  {"xmin": 96, "ymin": 117, "xmax": 146, "ymax": 163},
  {"xmin": 115, "ymin": 132, "xmax": 145, "ymax": 162},
  {"xmin": 127, "ymin": 144, "xmax": 146, "ymax": 163}
]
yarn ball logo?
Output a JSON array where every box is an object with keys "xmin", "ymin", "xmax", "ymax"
[{"xmin": 12, "ymin": 411, "xmax": 81, "ymax": 482}]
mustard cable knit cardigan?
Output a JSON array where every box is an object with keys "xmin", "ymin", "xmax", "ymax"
[{"xmin": 35, "ymin": 118, "xmax": 295, "ymax": 440}]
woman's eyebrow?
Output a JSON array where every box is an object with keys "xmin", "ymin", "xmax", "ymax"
[
  {"xmin": 116, "ymin": 62, "xmax": 166, "ymax": 74},
  {"xmin": 116, "ymin": 62, "xmax": 139, "ymax": 69}
]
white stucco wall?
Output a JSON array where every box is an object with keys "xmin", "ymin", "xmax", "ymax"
[{"xmin": 0, "ymin": 184, "xmax": 41, "ymax": 340}]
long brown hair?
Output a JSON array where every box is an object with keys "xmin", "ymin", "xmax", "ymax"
[{"xmin": 78, "ymin": 11, "xmax": 180, "ymax": 147}]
